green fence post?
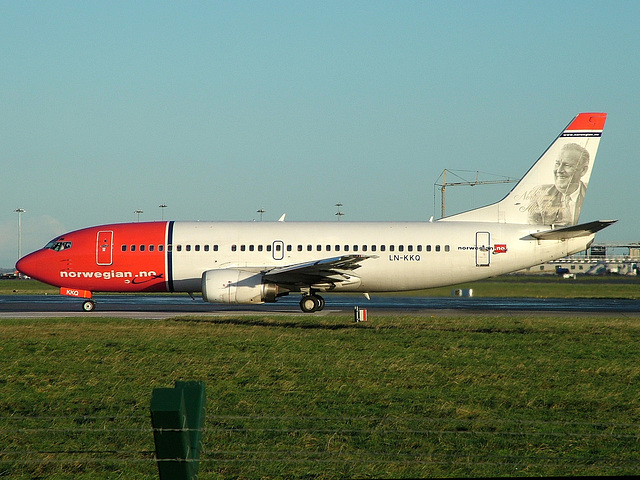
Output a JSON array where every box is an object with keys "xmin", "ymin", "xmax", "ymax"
[
  {"xmin": 151, "ymin": 381, "xmax": 206, "ymax": 480},
  {"xmin": 175, "ymin": 381, "xmax": 206, "ymax": 465}
]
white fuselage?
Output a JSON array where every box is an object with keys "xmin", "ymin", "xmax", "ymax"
[{"xmin": 168, "ymin": 221, "xmax": 591, "ymax": 292}]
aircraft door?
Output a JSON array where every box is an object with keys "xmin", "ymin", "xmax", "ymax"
[
  {"xmin": 272, "ymin": 240, "xmax": 285, "ymax": 261},
  {"xmin": 475, "ymin": 231, "xmax": 490, "ymax": 267},
  {"xmin": 96, "ymin": 230, "xmax": 114, "ymax": 266}
]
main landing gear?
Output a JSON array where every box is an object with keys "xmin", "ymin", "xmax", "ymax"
[{"xmin": 299, "ymin": 294, "xmax": 325, "ymax": 313}]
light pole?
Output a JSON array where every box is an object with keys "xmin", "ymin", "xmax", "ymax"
[
  {"xmin": 159, "ymin": 204, "xmax": 167, "ymax": 221},
  {"xmin": 335, "ymin": 203, "xmax": 344, "ymax": 221},
  {"xmin": 15, "ymin": 208, "xmax": 25, "ymax": 263},
  {"xmin": 134, "ymin": 210, "xmax": 143, "ymax": 222},
  {"xmin": 257, "ymin": 209, "xmax": 265, "ymax": 221}
]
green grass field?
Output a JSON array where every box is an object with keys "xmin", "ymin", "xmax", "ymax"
[{"xmin": 1, "ymin": 313, "xmax": 639, "ymax": 478}]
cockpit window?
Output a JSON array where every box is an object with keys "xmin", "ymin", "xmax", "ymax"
[{"xmin": 44, "ymin": 238, "xmax": 72, "ymax": 251}]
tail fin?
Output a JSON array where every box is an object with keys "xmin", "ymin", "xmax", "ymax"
[{"xmin": 441, "ymin": 113, "xmax": 607, "ymax": 225}]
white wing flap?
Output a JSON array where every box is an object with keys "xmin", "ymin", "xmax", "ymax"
[{"xmin": 263, "ymin": 255, "xmax": 374, "ymax": 285}]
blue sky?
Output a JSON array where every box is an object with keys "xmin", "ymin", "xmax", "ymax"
[{"xmin": 1, "ymin": 1, "xmax": 639, "ymax": 267}]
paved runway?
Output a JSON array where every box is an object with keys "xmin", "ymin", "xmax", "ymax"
[{"xmin": 1, "ymin": 294, "xmax": 640, "ymax": 318}]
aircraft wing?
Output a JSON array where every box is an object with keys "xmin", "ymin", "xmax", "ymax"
[
  {"xmin": 263, "ymin": 255, "xmax": 375, "ymax": 286},
  {"xmin": 528, "ymin": 220, "xmax": 617, "ymax": 240}
]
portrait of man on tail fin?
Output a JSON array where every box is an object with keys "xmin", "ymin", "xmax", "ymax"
[{"xmin": 527, "ymin": 143, "xmax": 590, "ymax": 226}]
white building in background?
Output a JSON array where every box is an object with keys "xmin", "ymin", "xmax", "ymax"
[{"xmin": 519, "ymin": 243, "xmax": 640, "ymax": 275}]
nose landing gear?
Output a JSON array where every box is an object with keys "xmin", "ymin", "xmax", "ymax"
[{"xmin": 82, "ymin": 299, "xmax": 96, "ymax": 312}]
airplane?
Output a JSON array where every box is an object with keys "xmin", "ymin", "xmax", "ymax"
[{"xmin": 16, "ymin": 113, "xmax": 615, "ymax": 313}]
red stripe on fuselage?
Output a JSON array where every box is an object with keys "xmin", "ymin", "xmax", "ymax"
[{"xmin": 19, "ymin": 222, "xmax": 169, "ymax": 293}]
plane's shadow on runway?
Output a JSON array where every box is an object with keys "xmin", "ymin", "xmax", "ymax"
[{"xmin": 172, "ymin": 316, "xmax": 362, "ymax": 330}]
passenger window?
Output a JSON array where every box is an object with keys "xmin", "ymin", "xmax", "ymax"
[
  {"xmin": 435, "ymin": 245, "xmax": 441, "ymax": 252},
  {"xmin": 249, "ymin": 245, "xmax": 255, "ymax": 251},
  {"xmin": 231, "ymin": 245, "xmax": 237, "ymax": 252},
  {"xmin": 389, "ymin": 245, "xmax": 395, "ymax": 252},
  {"xmin": 297, "ymin": 245, "xmax": 303, "ymax": 252},
  {"xmin": 258, "ymin": 245, "xmax": 263, "ymax": 252},
  {"xmin": 445, "ymin": 245, "xmax": 450, "ymax": 252},
  {"xmin": 426, "ymin": 245, "xmax": 432, "ymax": 252},
  {"xmin": 131, "ymin": 245, "xmax": 136, "ymax": 252},
  {"xmin": 149, "ymin": 245, "xmax": 155, "ymax": 252},
  {"xmin": 186, "ymin": 245, "xmax": 191, "ymax": 252},
  {"xmin": 175, "ymin": 245, "xmax": 180, "ymax": 252},
  {"xmin": 417, "ymin": 245, "xmax": 422, "ymax": 252},
  {"xmin": 195, "ymin": 245, "xmax": 200, "ymax": 252},
  {"xmin": 353, "ymin": 245, "xmax": 358, "ymax": 252},
  {"xmin": 204, "ymin": 245, "xmax": 210, "ymax": 252},
  {"xmin": 140, "ymin": 245, "xmax": 146, "ymax": 252},
  {"xmin": 159, "ymin": 245, "xmax": 164, "ymax": 252},
  {"xmin": 398, "ymin": 245, "xmax": 404, "ymax": 252},
  {"xmin": 241, "ymin": 245, "xmax": 246, "ymax": 252},
  {"xmin": 408, "ymin": 245, "xmax": 413, "ymax": 252},
  {"xmin": 307, "ymin": 245, "xmax": 313, "ymax": 251},
  {"xmin": 371, "ymin": 245, "xmax": 377, "ymax": 252},
  {"xmin": 344, "ymin": 245, "xmax": 349, "ymax": 252},
  {"xmin": 121, "ymin": 245, "xmax": 127, "ymax": 252},
  {"xmin": 380, "ymin": 245, "xmax": 386, "ymax": 252}
]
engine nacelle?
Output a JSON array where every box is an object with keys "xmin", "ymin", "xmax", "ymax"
[{"xmin": 201, "ymin": 269, "xmax": 278, "ymax": 305}]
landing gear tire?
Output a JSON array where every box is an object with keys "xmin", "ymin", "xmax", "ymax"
[
  {"xmin": 299, "ymin": 294, "xmax": 324, "ymax": 313},
  {"xmin": 82, "ymin": 300, "xmax": 96, "ymax": 312}
]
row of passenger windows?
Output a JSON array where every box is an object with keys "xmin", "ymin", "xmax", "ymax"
[
  {"xmin": 121, "ymin": 244, "xmax": 217, "ymax": 253},
  {"xmin": 229, "ymin": 244, "xmax": 451, "ymax": 253},
  {"xmin": 121, "ymin": 243, "xmax": 451, "ymax": 253},
  {"xmin": 121, "ymin": 244, "xmax": 165, "ymax": 252}
]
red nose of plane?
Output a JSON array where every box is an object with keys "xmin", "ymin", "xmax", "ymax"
[{"xmin": 16, "ymin": 251, "xmax": 40, "ymax": 279}]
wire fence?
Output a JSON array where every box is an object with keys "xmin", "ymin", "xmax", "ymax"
[{"xmin": 1, "ymin": 414, "xmax": 639, "ymax": 476}]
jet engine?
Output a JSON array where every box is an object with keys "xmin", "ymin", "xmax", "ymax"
[{"xmin": 201, "ymin": 269, "xmax": 279, "ymax": 305}]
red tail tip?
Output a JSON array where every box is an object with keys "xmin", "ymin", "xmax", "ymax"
[{"xmin": 567, "ymin": 113, "xmax": 607, "ymax": 131}]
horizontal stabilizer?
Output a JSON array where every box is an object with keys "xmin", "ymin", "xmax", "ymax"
[{"xmin": 528, "ymin": 220, "xmax": 617, "ymax": 240}]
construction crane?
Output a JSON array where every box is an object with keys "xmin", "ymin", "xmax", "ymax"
[{"xmin": 434, "ymin": 169, "xmax": 518, "ymax": 218}]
